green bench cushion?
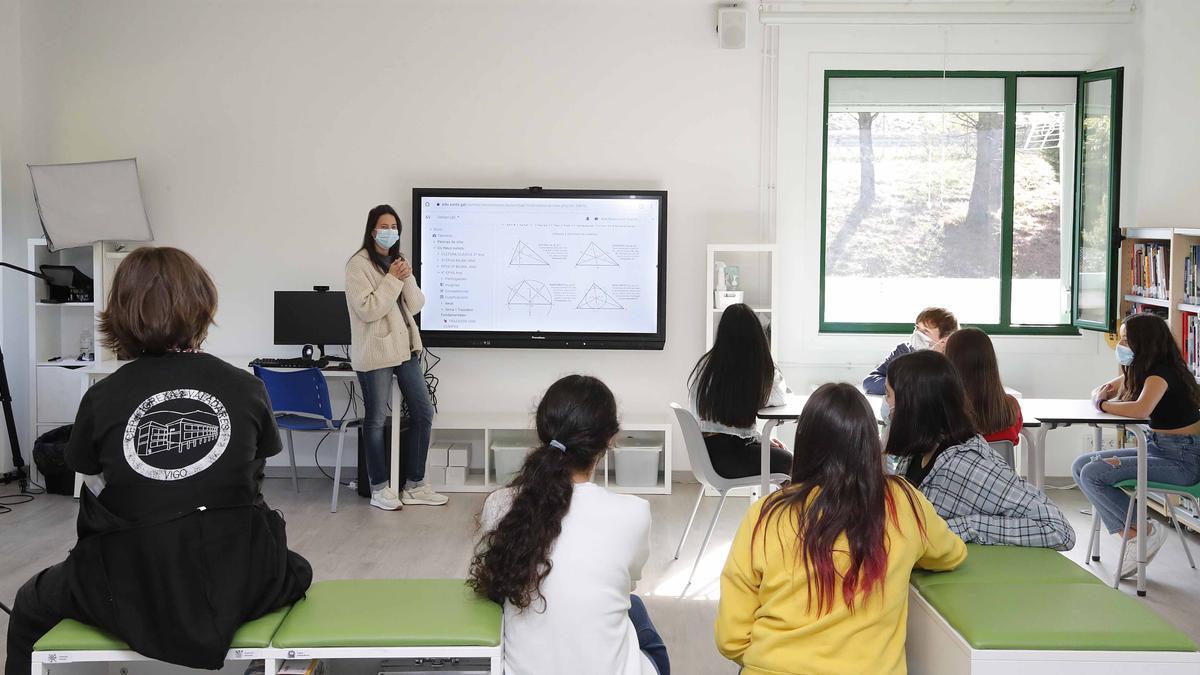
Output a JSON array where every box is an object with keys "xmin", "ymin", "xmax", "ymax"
[
  {"xmin": 918, "ymin": 582, "xmax": 1198, "ymax": 652},
  {"xmin": 33, "ymin": 606, "xmax": 293, "ymax": 652},
  {"xmin": 1115, "ymin": 479, "xmax": 1200, "ymax": 499},
  {"xmin": 271, "ymin": 579, "xmax": 501, "ymax": 648},
  {"xmin": 911, "ymin": 544, "xmax": 1101, "ymax": 589}
]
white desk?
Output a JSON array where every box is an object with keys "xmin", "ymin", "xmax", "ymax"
[
  {"xmin": 81, "ymin": 356, "xmax": 408, "ymax": 492},
  {"xmin": 1005, "ymin": 398, "xmax": 1153, "ymax": 596}
]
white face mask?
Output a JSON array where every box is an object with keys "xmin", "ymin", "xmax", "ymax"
[{"xmin": 909, "ymin": 329, "xmax": 936, "ymax": 351}]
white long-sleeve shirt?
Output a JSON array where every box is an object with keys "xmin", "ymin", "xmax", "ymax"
[{"xmin": 481, "ymin": 482, "xmax": 656, "ymax": 675}]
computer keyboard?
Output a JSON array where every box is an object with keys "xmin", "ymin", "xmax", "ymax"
[{"xmin": 249, "ymin": 357, "xmax": 329, "ymax": 369}]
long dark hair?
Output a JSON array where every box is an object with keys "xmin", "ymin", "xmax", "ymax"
[
  {"xmin": 884, "ymin": 351, "xmax": 977, "ymax": 458},
  {"xmin": 945, "ymin": 328, "xmax": 1018, "ymax": 434},
  {"xmin": 754, "ymin": 383, "xmax": 925, "ymax": 615},
  {"xmin": 1119, "ymin": 313, "xmax": 1200, "ymax": 406},
  {"xmin": 359, "ymin": 204, "xmax": 402, "ymax": 273},
  {"xmin": 689, "ymin": 303, "xmax": 775, "ymax": 428},
  {"xmin": 468, "ymin": 375, "xmax": 620, "ymax": 610}
]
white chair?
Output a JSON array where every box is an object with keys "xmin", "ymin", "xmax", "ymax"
[{"xmin": 670, "ymin": 403, "xmax": 789, "ymax": 590}]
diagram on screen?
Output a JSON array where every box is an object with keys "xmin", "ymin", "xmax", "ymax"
[
  {"xmin": 507, "ymin": 280, "xmax": 554, "ymax": 315},
  {"xmin": 509, "ymin": 241, "xmax": 550, "ymax": 266},
  {"xmin": 577, "ymin": 283, "xmax": 623, "ymax": 310},
  {"xmin": 576, "ymin": 242, "xmax": 619, "ymax": 267}
]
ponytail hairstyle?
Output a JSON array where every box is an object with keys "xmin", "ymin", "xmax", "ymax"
[
  {"xmin": 1119, "ymin": 312, "xmax": 1200, "ymax": 406},
  {"xmin": 468, "ymin": 375, "xmax": 620, "ymax": 610},
  {"xmin": 754, "ymin": 383, "xmax": 925, "ymax": 615}
]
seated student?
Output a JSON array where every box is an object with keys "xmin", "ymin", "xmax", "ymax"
[
  {"xmin": 945, "ymin": 327, "xmax": 1023, "ymax": 445},
  {"xmin": 470, "ymin": 375, "xmax": 669, "ymax": 675},
  {"xmin": 6, "ymin": 247, "xmax": 312, "ymax": 675},
  {"xmin": 1077, "ymin": 313, "xmax": 1200, "ymax": 578},
  {"xmin": 716, "ymin": 383, "xmax": 966, "ymax": 675},
  {"xmin": 688, "ymin": 303, "xmax": 791, "ymax": 479},
  {"xmin": 863, "ymin": 307, "xmax": 958, "ymax": 395},
  {"xmin": 884, "ymin": 350, "xmax": 1075, "ymax": 550}
]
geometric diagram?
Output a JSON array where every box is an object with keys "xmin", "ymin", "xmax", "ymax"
[
  {"xmin": 576, "ymin": 242, "xmax": 619, "ymax": 267},
  {"xmin": 577, "ymin": 283, "xmax": 623, "ymax": 310},
  {"xmin": 510, "ymin": 240, "xmax": 549, "ymax": 266},
  {"xmin": 136, "ymin": 409, "xmax": 220, "ymax": 456},
  {"xmin": 507, "ymin": 280, "xmax": 554, "ymax": 308}
]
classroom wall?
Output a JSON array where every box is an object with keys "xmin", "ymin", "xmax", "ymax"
[
  {"xmin": 0, "ymin": 0, "xmax": 29, "ymax": 474},
  {"xmin": 1135, "ymin": 0, "xmax": 1200, "ymax": 229},
  {"xmin": 0, "ymin": 0, "xmax": 766, "ymax": 473},
  {"xmin": 3, "ymin": 2, "xmax": 1195, "ymax": 477}
]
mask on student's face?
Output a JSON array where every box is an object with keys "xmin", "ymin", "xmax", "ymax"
[
  {"xmin": 374, "ymin": 228, "xmax": 399, "ymax": 249},
  {"xmin": 1116, "ymin": 344, "xmax": 1135, "ymax": 367},
  {"xmin": 880, "ymin": 398, "xmax": 892, "ymax": 425},
  {"xmin": 909, "ymin": 329, "xmax": 936, "ymax": 351}
]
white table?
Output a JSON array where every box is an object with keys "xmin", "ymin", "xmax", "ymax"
[
  {"xmin": 81, "ymin": 356, "xmax": 409, "ymax": 492},
  {"xmin": 1007, "ymin": 398, "xmax": 1153, "ymax": 596}
]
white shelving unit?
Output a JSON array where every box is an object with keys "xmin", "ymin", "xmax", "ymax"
[
  {"xmin": 705, "ymin": 244, "xmax": 778, "ymax": 355},
  {"xmin": 426, "ymin": 413, "xmax": 672, "ymax": 495},
  {"xmin": 26, "ymin": 239, "xmax": 132, "ymax": 472}
]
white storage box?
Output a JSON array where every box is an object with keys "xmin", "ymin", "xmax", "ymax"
[
  {"xmin": 426, "ymin": 466, "xmax": 446, "ymax": 486},
  {"xmin": 714, "ymin": 290, "xmax": 744, "ymax": 309},
  {"xmin": 428, "ymin": 443, "xmax": 451, "ymax": 468},
  {"xmin": 611, "ymin": 445, "xmax": 662, "ymax": 487},
  {"xmin": 444, "ymin": 466, "xmax": 467, "ymax": 485},
  {"xmin": 448, "ymin": 446, "xmax": 470, "ymax": 467},
  {"xmin": 492, "ymin": 444, "xmax": 530, "ymax": 485}
]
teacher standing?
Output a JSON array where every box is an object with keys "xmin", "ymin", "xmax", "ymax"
[{"xmin": 346, "ymin": 204, "xmax": 447, "ymax": 511}]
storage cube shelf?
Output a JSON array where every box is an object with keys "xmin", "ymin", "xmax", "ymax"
[
  {"xmin": 26, "ymin": 239, "xmax": 132, "ymax": 477},
  {"xmin": 706, "ymin": 244, "xmax": 778, "ymax": 357},
  {"xmin": 427, "ymin": 414, "xmax": 672, "ymax": 494}
]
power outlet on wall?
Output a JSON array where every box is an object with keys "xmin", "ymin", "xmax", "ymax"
[{"xmin": 1082, "ymin": 435, "xmax": 1120, "ymax": 453}]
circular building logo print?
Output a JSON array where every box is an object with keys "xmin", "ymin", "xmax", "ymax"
[{"xmin": 123, "ymin": 389, "xmax": 232, "ymax": 481}]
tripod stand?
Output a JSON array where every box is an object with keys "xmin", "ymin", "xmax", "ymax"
[{"xmin": 0, "ymin": 262, "xmax": 51, "ymax": 493}]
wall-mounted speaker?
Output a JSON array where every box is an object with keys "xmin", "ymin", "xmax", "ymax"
[{"xmin": 717, "ymin": 6, "xmax": 748, "ymax": 50}]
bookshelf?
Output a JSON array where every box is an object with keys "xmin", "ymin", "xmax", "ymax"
[{"xmin": 1119, "ymin": 228, "xmax": 1200, "ymax": 380}]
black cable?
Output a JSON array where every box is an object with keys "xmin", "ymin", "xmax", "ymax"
[
  {"xmin": 0, "ymin": 599, "xmax": 11, "ymax": 615},
  {"xmin": 313, "ymin": 383, "xmax": 358, "ymax": 485}
]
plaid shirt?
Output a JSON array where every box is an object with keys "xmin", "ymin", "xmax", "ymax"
[{"xmin": 896, "ymin": 435, "xmax": 1076, "ymax": 551}]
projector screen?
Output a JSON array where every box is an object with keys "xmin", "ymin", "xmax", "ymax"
[{"xmin": 413, "ymin": 188, "xmax": 667, "ymax": 349}]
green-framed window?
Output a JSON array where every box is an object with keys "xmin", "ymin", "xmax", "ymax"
[{"xmin": 819, "ymin": 69, "xmax": 1123, "ymax": 335}]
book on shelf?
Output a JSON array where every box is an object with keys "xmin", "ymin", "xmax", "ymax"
[
  {"xmin": 1186, "ymin": 312, "xmax": 1200, "ymax": 379},
  {"xmin": 1129, "ymin": 242, "xmax": 1169, "ymax": 300}
]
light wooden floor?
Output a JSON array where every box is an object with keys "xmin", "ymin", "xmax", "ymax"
[{"xmin": 3, "ymin": 479, "xmax": 1200, "ymax": 674}]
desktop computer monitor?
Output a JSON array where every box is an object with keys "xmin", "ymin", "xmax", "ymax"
[{"xmin": 274, "ymin": 291, "xmax": 352, "ymax": 352}]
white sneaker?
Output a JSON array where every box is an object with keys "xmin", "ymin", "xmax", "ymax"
[
  {"xmin": 1120, "ymin": 522, "xmax": 1167, "ymax": 579},
  {"xmin": 401, "ymin": 484, "xmax": 449, "ymax": 506},
  {"xmin": 370, "ymin": 487, "xmax": 403, "ymax": 511}
]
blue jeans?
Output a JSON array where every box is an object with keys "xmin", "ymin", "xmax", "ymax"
[
  {"xmin": 1072, "ymin": 430, "xmax": 1200, "ymax": 533},
  {"xmin": 357, "ymin": 355, "xmax": 433, "ymax": 489},
  {"xmin": 629, "ymin": 594, "xmax": 669, "ymax": 675}
]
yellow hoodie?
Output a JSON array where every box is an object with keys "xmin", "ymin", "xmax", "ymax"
[{"xmin": 715, "ymin": 480, "xmax": 966, "ymax": 675}]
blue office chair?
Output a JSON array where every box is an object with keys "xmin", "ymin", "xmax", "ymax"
[{"xmin": 253, "ymin": 366, "xmax": 362, "ymax": 513}]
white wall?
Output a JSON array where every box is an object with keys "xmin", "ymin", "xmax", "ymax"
[
  {"xmin": 4, "ymin": 1, "xmax": 1197, "ymax": 477},
  {"xmin": 1136, "ymin": 0, "xmax": 1200, "ymax": 229},
  {"xmin": 0, "ymin": 0, "xmax": 28, "ymax": 474},
  {"xmin": 2, "ymin": 0, "xmax": 766, "ymax": 472}
]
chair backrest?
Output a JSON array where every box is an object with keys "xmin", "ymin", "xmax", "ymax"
[
  {"xmin": 988, "ymin": 440, "xmax": 1016, "ymax": 468},
  {"xmin": 253, "ymin": 366, "xmax": 334, "ymax": 421},
  {"xmin": 670, "ymin": 402, "xmax": 742, "ymax": 492}
]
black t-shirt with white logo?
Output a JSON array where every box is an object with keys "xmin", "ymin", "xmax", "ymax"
[{"xmin": 67, "ymin": 352, "xmax": 282, "ymax": 523}]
